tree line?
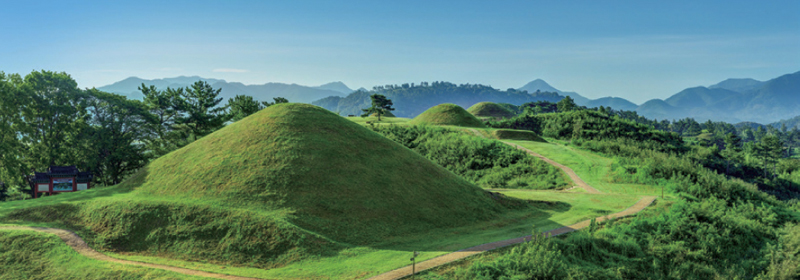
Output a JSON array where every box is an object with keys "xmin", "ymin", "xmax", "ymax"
[{"xmin": 0, "ymin": 70, "xmax": 284, "ymax": 200}]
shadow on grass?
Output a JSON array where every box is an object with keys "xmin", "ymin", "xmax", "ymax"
[{"xmin": 358, "ymin": 197, "xmax": 572, "ymax": 254}]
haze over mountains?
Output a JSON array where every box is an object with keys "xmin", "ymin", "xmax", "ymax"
[
  {"xmin": 98, "ymin": 76, "xmax": 354, "ymax": 104},
  {"xmin": 98, "ymin": 70, "xmax": 800, "ymax": 124}
]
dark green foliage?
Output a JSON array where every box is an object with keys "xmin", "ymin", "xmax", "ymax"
[
  {"xmin": 174, "ymin": 81, "xmax": 228, "ymax": 141},
  {"xmin": 369, "ymin": 125, "xmax": 568, "ymax": 189},
  {"xmin": 83, "ymin": 89, "xmax": 152, "ymax": 186},
  {"xmin": 360, "ymin": 94, "xmax": 395, "ymax": 121},
  {"xmin": 226, "ymin": 94, "xmax": 264, "ymax": 122},
  {"xmin": 489, "ymin": 110, "xmax": 685, "ymax": 153}
]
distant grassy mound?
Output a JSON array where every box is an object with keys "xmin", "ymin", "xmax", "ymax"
[
  {"xmin": 7, "ymin": 103, "xmax": 512, "ymax": 268},
  {"xmin": 492, "ymin": 129, "xmax": 546, "ymax": 142},
  {"xmin": 410, "ymin": 103, "xmax": 486, "ymax": 127},
  {"xmin": 467, "ymin": 102, "xmax": 516, "ymax": 119}
]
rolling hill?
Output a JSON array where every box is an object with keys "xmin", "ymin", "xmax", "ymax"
[
  {"xmin": 410, "ymin": 103, "xmax": 487, "ymax": 127},
  {"xmin": 586, "ymin": 97, "xmax": 638, "ymax": 111},
  {"xmin": 709, "ymin": 78, "xmax": 763, "ymax": 93},
  {"xmin": 467, "ymin": 102, "xmax": 517, "ymax": 118},
  {"xmin": 636, "ymin": 70, "xmax": 800, "ymax": 123},
  {"xmin": 6, "ymin": 103, "xmax": 512, "ymax": 268}
]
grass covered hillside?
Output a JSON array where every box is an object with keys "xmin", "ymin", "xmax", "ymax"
[
  {"xmin": 491, "ymin": 129, "xmax": 546, "ymax": 142},
  {"xmin": 467, "ymin": 102, "xmax": 516, "ymax": 119},
  {"xmin": 4, "ymin": 103, "xmax": 516, "ymax": 271},
  {"xmin": 120, "ymin": 103, "xmax": 507, "ymax": 242},
  {"xmin": 410, "ymin": 104, "xmax": 486, "ymax": 128}
]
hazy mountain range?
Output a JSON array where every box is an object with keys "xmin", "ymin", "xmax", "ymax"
[
  {"xmin": 97, "ymin": 76, "xmax": 354, "ymax": 104},
  {"xmin": 515, "ymin": 72, "xmax": 800, "ymax": 124},
  {"xmin": 98, "ymin": 70, "xmax": 800, "ymax": 124}
]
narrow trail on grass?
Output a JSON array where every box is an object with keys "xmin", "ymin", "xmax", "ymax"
[
  {"xmin": 465, "ymin": 128, "xmax": 601, "ymax": 194},
  {"xmin": 367, "ymin": 196, "xmax": 657, "ymax": 280},
  {"xmin": 0, "ymin": 226, "xmax": 268, "ymax": 280}
]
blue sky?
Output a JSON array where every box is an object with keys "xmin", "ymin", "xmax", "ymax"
[{"xmin": 1, "ymin": 0, "xmax": 798, "ymax": 104}]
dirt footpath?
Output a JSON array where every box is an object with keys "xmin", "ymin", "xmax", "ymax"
[
  {"xmin": 503, "ymin": 142, "xmax": 602, "ymax": 194},
  {"xmin": 367, "ymin": 196, "xmax": 657, "ymax": 280},
  {"xmin": 0, "ymin": 226, "xmax": 268, "ymax": 280}
]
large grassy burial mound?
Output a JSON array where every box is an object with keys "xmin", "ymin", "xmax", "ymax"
[
  {"xmin": 409, "ymin": 103, "xmax": 486, "ymax": 127},
  {"xmin": 123, "ymin": 103, "xmax": 506, "ymax": 241},
  {"xmin": 6, "ymin": 103, "xmax": 510, "ymax": 269},
  {"xmin": 467, "ymin": 102, "xmax": 516, "ymax": 119}
]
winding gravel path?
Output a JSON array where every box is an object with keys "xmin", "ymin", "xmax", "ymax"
[
  {"xmin": 367, "ymin": 196, "xmax": 657, "ymax": 280},
  {"xmin": 503, "ymin": 142, "xmax": 602, "ymax": 194},
  {"xmin": 465, "ymin": 128, "xmax": 600, "ymax": 194},
  {"xmin": 0, "ymin": 226, "xmax": 268, "ymax": 280}
]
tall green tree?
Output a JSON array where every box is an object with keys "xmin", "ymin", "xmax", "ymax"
[
  {"xmin": 556, "ymin": 96, "xmax": 576, "ymax": 112},
  {"xmin": 17, "ymin": 70, "xmax": 90, "ymax": 170},
  {"xmin": 721, "ymin": 133, "xmax": 743, "ymax": 175},
  {"xmin": 227, "ymin": 94, "xmax": 264, "ymax": 122},
  {"xmin": 174, "ymin": 81, "xmax": 228, "ymax": 141},
  {"xmin": 360, "ymin": 94, "xmax": 395, "ymax": 121},
  {"xmin": 83, "ymin": 89, "xmax": 152, "ymax": 185},
  {"xmin": 756, "ymin": 135, "xmax": 783, "ymax": 178},
  {"xmin": 0, "ymin": 73, "xmax": 26, "ymax": 192},
  {"xmin": 139, "ymin": 84, "xmax": 186, "ymax": 156}
]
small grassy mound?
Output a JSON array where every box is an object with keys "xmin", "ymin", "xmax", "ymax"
[
  {"xmin": 492, "ymin": 129, "xmax": 546, "ymax": 142},
  {"xmin": 0, "ymin": 229, "xmax": 205, "ymax": 279},
  {"xmin": 410, "ymin": 103, "xmax": 486, "ymax": 127},
  {"xmin": 467, "ymin": 102, "xmax": 516, "ymax": 119}
]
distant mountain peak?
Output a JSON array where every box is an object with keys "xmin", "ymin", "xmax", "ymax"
[
  {"xmin": 314, "ymin": 81, "xmax": 353, "ymax": 94},
  {"xmin": 518, "ymin": 79, "xmax": 560, "ymax": 93},
  {"xmin": 708, "ymin": 78, "xmax": 763, "ymax": 93}
]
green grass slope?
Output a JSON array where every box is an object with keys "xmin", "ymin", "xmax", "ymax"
[
  {"xmin": 467, "ymin": 102, "xmax": 516, "ymax": 119},
  {"xmin": 491, "ymin": 129, "xmax": 545, "ymax": 142},
  {"xmin": 123, "ymin": 103, "xmax": 506, "ymax": 242},
  {"xmin": 410, "ymin": 103, "xmax": 486, "ymax": 127},
  {"xmin": 0, "ymin": 229, "xmax": 208, "ymax": 280},
  {"xmin": 5, "ymin": 103, "xmax": 513, "ymax": 271}
]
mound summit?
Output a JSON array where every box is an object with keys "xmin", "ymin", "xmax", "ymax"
[
  {"xmin": 467, "ymin": 102, "xmax": 516, "ymax": 119},
  {"xmin": 410, "ymin": 103, "xmax": 486, "ymax": 127}
]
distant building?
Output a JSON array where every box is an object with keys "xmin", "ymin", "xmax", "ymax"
[{"xmin": 27, "ymin": 166, "xmax": 93, "ymax": 198}]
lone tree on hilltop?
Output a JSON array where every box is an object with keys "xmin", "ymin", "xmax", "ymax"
[
  {"xmin": 557, "ymin": 96, "xmax": 576, "ymax": 112},
  {"xmin": 361, "ymin": 94, "xmax": 395, "ymax": 121}
]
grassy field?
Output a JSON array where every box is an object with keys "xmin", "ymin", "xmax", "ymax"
[
  {"xmin": 0, "ymin": 229, "xmax": 211, "ymax": 280},
  {"xmin": 503, "ymin": 139, "xmax": 666, "ymax": 196},
  {"xmin": 0, "ymin": 106, "xmax": 664, "ymax": 279},
  {"xmin": 345, "ymin": 116, "xmax": 411, "ymax": 125}
]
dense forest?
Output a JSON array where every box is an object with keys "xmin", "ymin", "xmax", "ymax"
[{"xmin": 312, "ymin": 82, "xmax": 564, "ymax": 118}]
